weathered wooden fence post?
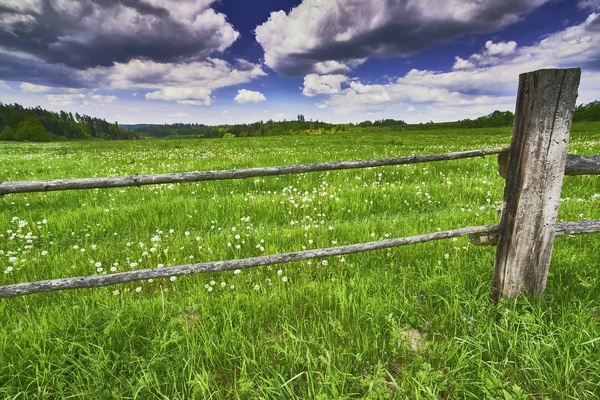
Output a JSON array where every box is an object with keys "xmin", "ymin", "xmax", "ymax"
[{"xmin": 492, "ymin": 68, "xmax": 581, "ymax": 301}]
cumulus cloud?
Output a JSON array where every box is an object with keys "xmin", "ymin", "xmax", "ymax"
[
  {"xmin": 255, "ymin": 0, "xmax": 548, "ymax": 75},
  {"xmin": 0, "ymin": 0, "xmax": 244, "ymax": 92},
  {"xmin": 302, "ymin": 74, "xmax": 348, "ymax": 97},
  {"xmin": 234, "ymin": 89, "xmax": 267, "ymax": 104},
  {"xmin": 146, "ymin": 87, "xmax": 213, "ymax": 106},
  {"xmin": 485, "ymin": 40, "xmax": 517, "ymax": 56},
  {"xmin": 452, "ymin": 56, "xmax": 476, "ymax": 71},
  {"xmin": 169, "ymin": 112, "xmax": 191, "ymax": 118},
  {"xmin": 75, "ymin": 57, "xmax": 264, "ymax": 106},
  {"xmin": 0, "ymin": 0, "xmax": 238, "ymax": 69},
  {"xmin": 307, "ymin": 15, "xmax": 600, "ymax": 119}
]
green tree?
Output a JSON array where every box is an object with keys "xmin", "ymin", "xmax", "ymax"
[
  {"xmin": 0, "ymin": 126, "xmax": 16, "ymax": 140},
  {"xmin": 16, "ymin": 116, "xmax": 49, "ymax": 141}
]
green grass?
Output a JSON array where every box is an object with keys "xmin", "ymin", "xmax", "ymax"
[{"xmin": 1, "ymin": 123, "xmax": 600, "ymax": 399}]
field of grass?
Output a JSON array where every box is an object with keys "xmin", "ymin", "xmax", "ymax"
[{"xmin": 1, "ymin": 123, "xmax": 600, "ymax": 399}]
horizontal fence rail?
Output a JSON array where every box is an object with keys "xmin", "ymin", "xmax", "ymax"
[
  {"xmin": 0, "ymin": 147, "xmax": 509, "ymax": 196},
  {"xmin": 498, "ymin": 153, "xmax": 600, "ymax": 178},
  {"xmin": 2, "ymin": 148, "xmax": 597, "ymax": 197},
  {"xmin": 1, "ymin": 220, "xmax": 598, "ymax": 298}
]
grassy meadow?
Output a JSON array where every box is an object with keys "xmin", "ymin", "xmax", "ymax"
[{"xmin": 1, "ymin": 123, "xmax": 600, "ymax": 399}]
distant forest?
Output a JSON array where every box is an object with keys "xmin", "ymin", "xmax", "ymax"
[
  {"xmin": 1, "ymin": 101, "xmax": 599, "ymax": 142},
  {"xmin": 0, "ymin": 103, "xmax": 137, "ymax": 142},
  {"xmin": 134, "ymin": 115, "xmax": 348, "ymax": 138}
]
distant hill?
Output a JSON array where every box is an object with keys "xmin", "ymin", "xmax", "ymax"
[{"xmin": 120, "ymin": 124, "xmax": 161, "ymax": 130}]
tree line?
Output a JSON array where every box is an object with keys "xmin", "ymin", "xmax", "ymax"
[
  {"xmin": 1, "ymin": 101, "xmax": 599, "ymax": 142},
  {"xmin": 133, "ymin": 115, "xmax": 347, "ymax": 138},
  {"xmin": 0, "ymin": 103, "xmax": 138, "ymax": 142},
  {"xmin": 573, "ymin": 101, "xmax": 600, "ymax": 122}
]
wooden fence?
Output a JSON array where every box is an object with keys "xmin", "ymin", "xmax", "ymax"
[{"xmin": 1, "ymin": 68, "xmax": 599, "ymax": 300}]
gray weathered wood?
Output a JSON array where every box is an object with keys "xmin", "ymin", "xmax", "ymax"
[
  {"xmin": 0, "ymin": 147, "xmax": 508, "ymax": 196},
  {"xmin": 1, "ymin": 219, "xmax": 598, "ymax": 298},
  {"xmin": 0, "ymin": 224, "xmax": 500, "ymax": 298},
  {"xmin": 469, "ymin": 219, "xmax": 600, "ymax": 246},
  {"xmin": 555, "ymin": 219, "xmax": 600, "ymax": 236},
  {"xmin": 492, "ymin": 68, "xmax": 581, "ymax": 301},
  {"xmin": 498, "ymin": 151, "xmax": 600, "ymax": 178}
]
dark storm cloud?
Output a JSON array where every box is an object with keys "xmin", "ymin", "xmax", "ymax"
[
  {"xmin": 256, "ymin": 0, "xmax": 550, "ymax": 76},
  {"xmin": 0, "ymin": 0, "xmax": 239, "ymax": 85}
]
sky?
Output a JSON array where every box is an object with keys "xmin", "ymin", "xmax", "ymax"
[{"xmin": 0, "ymin": 0, "xmax": 599, "ymax": 125}]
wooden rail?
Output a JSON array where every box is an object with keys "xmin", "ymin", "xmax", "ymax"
[
  {"xmin": 498, "ymin": 153, "xmax": 600, "ymax": 178},
  {"xmin": 0, "ymin": 68, "xmax": 598, "ymax": 302},
  {"xmin": 0, "ymin": 147, "xmax": 508, "ymax": 195},
  {"xmin": 1, "ymin": 220, "xmax": 598, "ymax": 298}
]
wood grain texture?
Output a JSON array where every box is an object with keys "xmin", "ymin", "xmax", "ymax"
[
  {"xmin": 0, "ymin": 224, "xmax": 500, "ymax": 298},
  {"xmin": 0, "ymin": 147, "xmax": 509, "ymax": 195},
  {"xmin": 492, "ymin": 68, "xmax": 581, "ymax": 301},
  {"xmin": 1, "ymin": 219, "xmax": 598, "ymax": 299},
  {"xmin": 498, "ymin": 152, "xmax": 600, "ymax": 178}
]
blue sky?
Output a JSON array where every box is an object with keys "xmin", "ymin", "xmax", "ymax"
[{"xmin": 0, "ymin": 0, "xmax": 599, "ymax": 125}]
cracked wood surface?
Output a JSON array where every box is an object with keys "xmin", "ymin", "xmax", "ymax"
[{"xmin": 492, "ymin": 68, "xmax": 581, "ymax": 301}]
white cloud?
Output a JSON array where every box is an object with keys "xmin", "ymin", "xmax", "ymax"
[
  {"xmin": 302, "ymin": 74, "xmax": 348, "ymax": 97},
  {"xmin": 222, "ymin": 110, "xmax": 229, "ymax": 115},
  {"xmin": 234, "ymin": 89, "xmax": 267, "ymax": 104},
  {"xmin": 81, "ymin": 58, "xmax": 266, "ymax": 106},
  {"xmin": 313, "ymin": 59, "xmax": 366, "ymax": 75},
  {"xmin": 406, "ymin": 105, "xmax": 416, "ymax": 112},
  {"xmin": 90, "ymin": 94, "xmax": 117, "ymax": 103},
  {"xmin": 316, "ymin": 103, "xmax": 327, "ymax": 109},
  {"xmin": 20, "ymin": 82, "xmax": 52, "ymax": 93},
  {"xmin": 46, "ymin": 93, "xmax": 86, "ymax": 106},
  {"xmin": 146, "ymin": 87, "xmax": 212, "ymax": 106},
  {"xmin": 169, "ymin": 112, "xmax": 191, "ymax": 117},
  {"xmin": 485, "ymin": 40, "xmax": 517, "ymax": 56},
  {"xmin": 307, "ymin": 14, "xmax": 600, "ymax": 120},
  {"xmin": 0, "ymin": 0, "xmax": 242, "ymax": 92},
  {"xmin": 452, "ymin": 56, "xmax": 476, "ymax": 71},
  {"xmin": 20, "ymin": 82, "xmax": 82, "ymax": 94},
  {"xmin": 255, "ymin": 0, "xmax": 548, "ymax": 75},
  {"xmin": 274, "ymin": 113, "xmax": 287, "ymax": 120}
]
